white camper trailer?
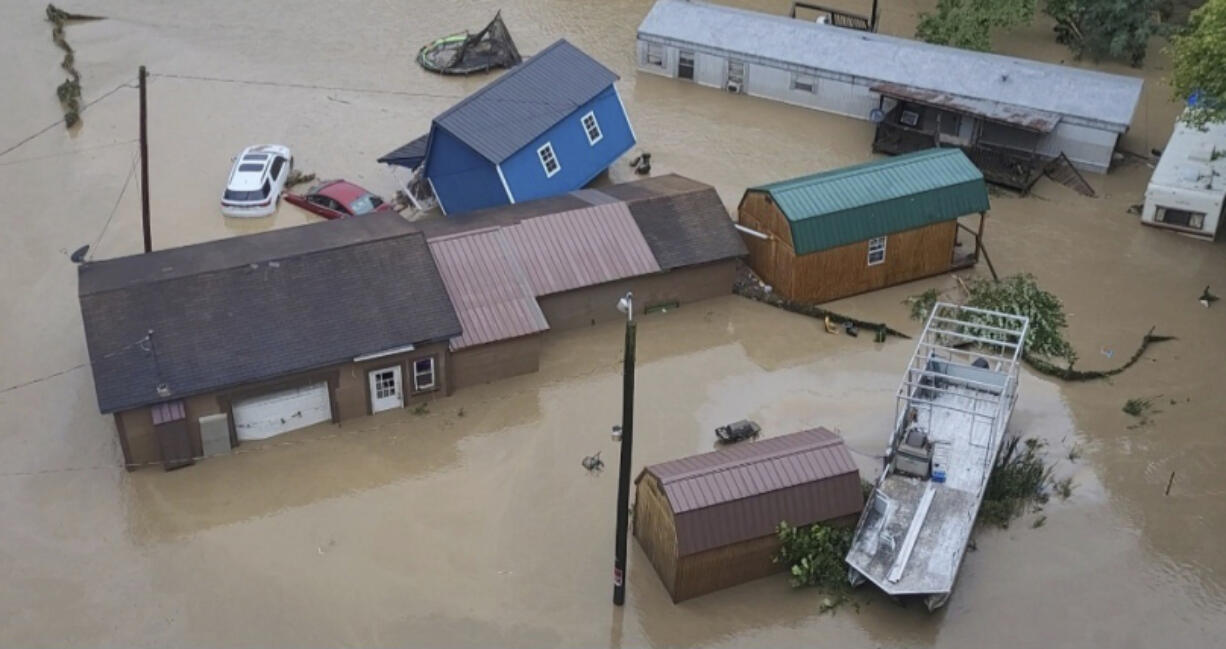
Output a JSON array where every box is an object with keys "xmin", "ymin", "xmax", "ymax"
[{"xmin": 1142, "ymin": 116, "xmax": 1226, "ymax": 240}]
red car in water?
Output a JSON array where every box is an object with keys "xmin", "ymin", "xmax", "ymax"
[{"xmin": 284, "ymin": 179, "xmax": 395, "ymax": 220}]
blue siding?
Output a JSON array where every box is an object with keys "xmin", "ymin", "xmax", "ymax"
[
  {"xmin": 498, "ymin": 86, "xmax": 636, "ymax": 204},
  {"xmin": 424, "ymin": 126, "xmax": 509, "ymax": 215}
]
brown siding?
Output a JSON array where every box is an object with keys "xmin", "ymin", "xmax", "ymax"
[
  {"xmin": 334, "ymin": 341, "xmax": 450, "ymax": 417},
  {"xmin": 672, "ymin": 512, "xmax": 860, "ymax": 602},
  {"xmin": 633, "ymin": 474, "xmax": 680, "ymax": 599},
  {"xmin": 116, "ymin": 341, "xmax": 451, "ymax": 470},
  {"xmin": 450, "ymin": 334, "xmax": 543, "ymax": 390},
  {"xmin": 738, "ymin": 193, "xmax": 961, "ymax": 303},
  {"xmin": 537, "ymin": 260, "xmax": 737, "ymax": 331}
]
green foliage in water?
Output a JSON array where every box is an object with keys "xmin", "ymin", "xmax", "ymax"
[
  {"xmin": 1122, "ymin": 397, "xmax": 1152, "ymax": 416},
  {"xmin": 1045, "ymin": 0, "xmax": 1157, "ymax": 66},
  {"xmin": 774, "ymin": 521, "xmax": 853, "ymax": 590},
  {"xmin": 915, "ymin": 0, "xmax": 1035, "ymax": 51},
  {"xmin": 980, "ymin": 437, "xmax": 1053, "ymax": 528},
  {"xmin": 1169, "ymin": 0, "xmax": 1226, "ymax": 125},
  {"xmin": 909, "ymin": 274, "xmax": 1077, "ymax": 366}
]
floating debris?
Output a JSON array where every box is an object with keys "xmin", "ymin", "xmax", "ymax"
[
  {"xmin": 285, "ymin": 169, "xmax": 316, "ymax": 189},
  {"xmin": 581, "ymin": 451, "xmax": 604, "ymax": 473},
  {"xmin": 1200, "ymin": 285, "xmax": 1218, "ymax": 308},
  {"xmin": 45, "ymin": 4, "xmax": 103, "ymax": 128},
  {"xmin": 735, "ymin": 265, "xmax": 910, "ymax": 340},
  {"xmin": 417, "ymin": 12, "xmax": 521, "ymax": 76}
]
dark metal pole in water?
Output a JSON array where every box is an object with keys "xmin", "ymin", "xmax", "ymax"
[
  {"xmin": 613, "ymin": 295, "xmax": 637, "ymax": 606},
  {"xmin": 139, "ymin": 65, "xmax": 151, "ymax": 253}
]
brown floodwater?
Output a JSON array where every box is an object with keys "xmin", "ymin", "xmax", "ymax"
[{"xmin": 2, "ymin": 0, "xmax": 1224, "ymax": 646}]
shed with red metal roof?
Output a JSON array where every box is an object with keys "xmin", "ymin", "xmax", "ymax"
[{"xmin": 633, "ymin": 427, "xmax": 863, "ymax": 602}]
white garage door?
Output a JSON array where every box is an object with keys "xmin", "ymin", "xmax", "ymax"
[{"xmin": 233, "ymin": 382, "xmax": 332, "ymax": 441}]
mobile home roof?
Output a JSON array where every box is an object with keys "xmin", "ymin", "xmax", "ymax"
[{"xmin": 637, "ymin": 0, "xmax": 1142, "ymax": 132}]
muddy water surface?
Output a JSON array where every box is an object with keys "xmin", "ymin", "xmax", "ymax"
[{"xmin": 2, "ymin": 0, "xmax": 1225, "ymax": 647}]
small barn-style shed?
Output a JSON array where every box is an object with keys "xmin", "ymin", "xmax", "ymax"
[
  {"xmin": 633, "ymin": 428, "xmax": 863, "ymax": 602},
  {"xmin": 737, "ymin": 149, "xmax": 990, "ymax": 303}
]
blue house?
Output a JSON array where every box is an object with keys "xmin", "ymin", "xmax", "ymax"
[{"xmin": 379, "ymin": 39, "xmax": 636, "ymax": 215}]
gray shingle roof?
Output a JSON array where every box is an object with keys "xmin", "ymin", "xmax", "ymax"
[
  {"xmin": 433, "ymin": 39, "xmax": 620, "ymax": 163},
  {"xmin": 638, "ymin": 0, "xmax": 1143, "ymax": 131},
  {"xmin": 79, "ymin": 213, "xmax": 461, "ymax": 413},
  {"xmin": 617, "ymin": 179, "xmax": 748, "ymax": 270}
]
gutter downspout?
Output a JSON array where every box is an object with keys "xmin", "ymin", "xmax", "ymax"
[{"xmin": 735, "ymin": 224, "xmax": 770, "ymax": 240}]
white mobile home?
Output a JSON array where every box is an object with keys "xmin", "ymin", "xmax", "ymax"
[
  {"xmin": 636, "ymin": 0, "xmax": 1143, "ymax": 190},
  {"xmin": 1142, "ymin": 116, "xmax": 1226, "ymax": 239}
]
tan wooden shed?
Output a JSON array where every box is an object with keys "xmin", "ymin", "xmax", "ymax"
[{"xmin": 633, "ymin": 428, "xmax": 863, "ymax": 602}]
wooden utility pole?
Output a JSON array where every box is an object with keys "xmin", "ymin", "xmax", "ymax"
[
  {"xmin": 612, "ymin": 294, "xmax": 637, "ymax": 607},
  {"xmin": 139, "ymin": 65, "xmax": 151, "ymax": 253}
]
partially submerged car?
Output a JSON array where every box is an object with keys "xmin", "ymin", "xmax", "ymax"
[
  {"xmin": 220, "ymin": 145, "xmax": 292, "ymax": 217},
  {"xmin": 283, "ymin": 179, "xmax": 395, "ymax": 220}
]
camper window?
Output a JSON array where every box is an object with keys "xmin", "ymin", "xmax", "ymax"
[
  {"xmin": 678, "ymin": 51, "xmax": 695, "ymax": 80},
  {"xmin": 1156, "ymin": 207, "xmax": 1206, "ymax": 230},
  {"xmin": 645, "ymin": 43, "xmax": 665, "ymax": 67},
  {"xmin": 791, "ymin": 73, "xmax": 818, "ymax": 94}
]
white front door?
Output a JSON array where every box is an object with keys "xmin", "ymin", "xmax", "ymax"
[{"xmin": 369, "ymin": 365, "xmax": 403, "ymax": 413}]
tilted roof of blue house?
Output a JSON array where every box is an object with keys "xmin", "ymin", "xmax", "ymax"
[{"xmin": 432, "ymin": 39, "xmax": 620, "ymax": 163}]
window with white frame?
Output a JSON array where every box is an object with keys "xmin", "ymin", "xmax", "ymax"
[
  {"xmin": 791, "ymin": 73, "xmax": 818, "ymax": 94},
  {"xmin": 537, "ymin": 142, "xmax": 560, "ymax": 177},
  {"xmin": 644, "ymin": 42, "xmax": 665, "ymax": 67},
  {"xmin": 867, "ymin": 236, "xmax": 887, "ymax": 266},
  {"xmin": 581, "ymin": 111, "xmax": 603, "ymax": 145},
  {"xmin": 413, "ymin": 357, "xmax": 435, "ymax": 391}
]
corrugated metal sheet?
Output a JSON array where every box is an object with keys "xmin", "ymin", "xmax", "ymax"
[
  {"xmin": 747, "ymin": 149, "xmax": 989, "ymax": 255},
  {"xmin": 637, "ymin": 0, "xmax": 1143, "ymax": 131},
  {"xmin": 434, "ymin": 39, "xmax": 620, "ymax": 163},
  {"xmin": 642, "ymin": 428, "xmax": 863, "ymax": 556},
  {"xmin": 872, "ymin": 82, "xmax": 1061, "ymax": 133},
  {"xmin": 501, "ymin": 203, "xmax": 661, "ymax": 296},
  {"xmin": 429, "ymin": 229, "xmax": 549, "ymax": 351}
]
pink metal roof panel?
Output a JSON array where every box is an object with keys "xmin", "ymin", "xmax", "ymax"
[
  {"xmin": 428, "ymin": 229, "xmax": 550, "ymax": 351},
  {"xmin": 641, "ymin": 428, "xmax": 864, "ymax": 556},
  {"xmin": 500, "ymin": 203, "xmax": 661, "ymax": 296}
]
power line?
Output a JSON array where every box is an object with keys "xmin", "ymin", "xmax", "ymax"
[
  {"xmin": 88, "ymin": 148, "xmax": 140, "ymax": 259},
  {"xmin": 0, "ymin": 333, "xmax": 151, "ymax": 397},
  {"xmin": 0, "ymin": 138, "xmax": 138, "ymax": 168},
  {"xmin": 147, "ymin": 71, "xmax": 584, "ymax": 110},
  {"xmin": 0, "ymin": 80, "xmax": 135, "ymax": 160}
]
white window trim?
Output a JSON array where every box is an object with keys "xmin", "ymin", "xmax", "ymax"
[
  {"xmin": 534, "ymin": 141, "xmax": 559, "ymax": 176},
  {"xmin": 644, "ymin": 43, "xmax": 665, "ymax": 67},
  {"xmin": 867, "ymin": 236, "xmax": 887, "ymax": 266},
  {"xmin": 581, "ymin": 111, "xmax": 603, "ymax": 146},
  {"xmin": 413, "ymin": 357, "xmax": 436, "ymax": 391},
  {"xmin": 791, "ymin": 73, "xmax": 817, "ymax": 94}
]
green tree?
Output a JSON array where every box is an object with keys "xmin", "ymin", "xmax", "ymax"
[
  {"xmin": 1169, "ymin": 0, "xmax": 1226, "ymax": 125},
  {"xmin": 1044, "ymin": 0, "xmax": 1157, "ymax": 66},
  {"xmin": 916, "ymin": 0, "xmax": 1036, "ymax": 51}
]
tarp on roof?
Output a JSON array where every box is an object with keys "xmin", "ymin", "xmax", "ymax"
[
  {"xmin": 378, "ymin": 134, "xmax": 430, "ymax": 169},
  {"xmin": 428, "ymin": 228, "xmax": 549, "ymax": 351},
  {"xmin": 745, "ymin": 149, "xmax": 989, "ymax": 255},
  {"xmin": 433, "ymin": 39, "xmax": 620, "ymax": 163},
  {"xmin": 639, "ymin": 428, "xmax": 862, "ymax": 556},
  {"xmin": 638, "ymin": 0, "xmax": 1142, "ymax": 132},
  {"xmin": 79, "ymin": 213, "xmax": 461, "ymax": 413}
]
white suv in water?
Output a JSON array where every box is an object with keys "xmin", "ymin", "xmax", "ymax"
[{"xmin": 220, "ymin": 144, "xmax": 292, "ymax": 217}]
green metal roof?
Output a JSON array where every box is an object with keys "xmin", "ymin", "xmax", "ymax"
[{"xmin": 747, "ymin": 149, "xmax": 989, "ymax": 255}]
